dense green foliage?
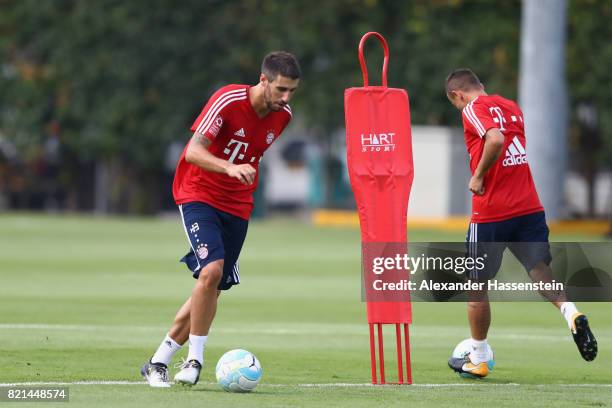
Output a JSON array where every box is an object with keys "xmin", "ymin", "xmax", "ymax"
[{"xmin": 0, "ymin": 0, "xmax": 609, "ymax": 212}]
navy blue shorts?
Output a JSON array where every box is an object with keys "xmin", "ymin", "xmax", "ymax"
[
  {"xmin": 466, "ymin": 211, "xmax": 552, "ymax": 280},
  {"xmin": 178, "ymin": 202, "xmax": 248, "ymax": 290}
]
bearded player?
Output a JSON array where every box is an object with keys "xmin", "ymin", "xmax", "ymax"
[
  {"xmin": 445, "ymin": 69, "xmax": 597, "ymax": 378},
  {"xmin": 141, "ymin": 51, "xmax": 300, "ymax": 387}
]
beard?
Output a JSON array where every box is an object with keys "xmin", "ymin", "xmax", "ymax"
[
  {"xmin": 264, "ymin": 87, "xmax": 283, "ymax": 111},
  {"xmin": 265, "ymin": 99, "xmax": 281, "ymax": 111}
]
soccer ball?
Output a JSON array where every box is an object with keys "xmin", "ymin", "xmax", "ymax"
[
  {"xmin": 215, "ymin": 349, "xmax": 262, "ymax": 392},
  {"xmin": 451, "ymin": 338, "xmax": 495, "ymax": 378}
]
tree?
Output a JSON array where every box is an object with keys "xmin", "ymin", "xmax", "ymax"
[
  {"xmin": 566, "ymin": 0, "xmax": 612, "ymax": 218},
  {"xmin": 0, "ymin": 0, "xmax": 608, "ymax": 215}
]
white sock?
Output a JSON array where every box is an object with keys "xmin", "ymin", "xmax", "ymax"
[
  {"xmin": 470, "ymin": 338, "xmax": 489, "ymax": 364},
  {"xmin": 560, "ymin": 302, "xmax": 580, "ymax": 331},
  {"xmin": 186, "ymin": 334, "xmax": 207, "ymax": 365},
  {"xmin": 151, "ymin": 334, "xmax": 182, "ymax": 365}
]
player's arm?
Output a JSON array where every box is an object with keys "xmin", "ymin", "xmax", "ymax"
[
  {"xmin": 470, "ymin": 128, "xmax": 504, "ymax": 195},
  {"xmin": 185, "ymin": 132, "xmax": 256, "ymax": 185}
]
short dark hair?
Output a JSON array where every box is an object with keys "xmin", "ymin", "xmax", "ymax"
[
  {"xmin": 445, "ymin": 68, "xmax": 482, "ymax": 95},
  {"xmin": 262, "ymin": 51, "xmax": 301, "ymax": 81}
]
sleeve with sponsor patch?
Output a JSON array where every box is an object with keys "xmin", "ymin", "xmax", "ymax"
[
  {"xmin": 462, "ymin": 101, "xmax": 498, "ymax": 138},
  {"xmin": 190, "ymin": 87, "xmax": 247, "ymax": 141}
]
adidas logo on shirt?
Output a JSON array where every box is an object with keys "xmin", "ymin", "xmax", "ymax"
[
  {"xmin": 234, "ymin": 128, "xmax": 245, "ymax": 137},
  {"xmin": 502, "ymin": 136, "xmax": 528, "ymax": 167}
]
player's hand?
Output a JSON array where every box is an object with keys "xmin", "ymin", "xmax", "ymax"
[
  {"xmin": 469, "ymin": 175, "xmax": 485, "ymax": 195},
  {"xmin": 226, "ymin": 164, "xmax": 256, "ymax": 185}
]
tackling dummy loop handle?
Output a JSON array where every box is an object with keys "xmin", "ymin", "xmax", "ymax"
[{"xmin": 358, "ymin": 32, "xmax": 389, "ymax": 88}]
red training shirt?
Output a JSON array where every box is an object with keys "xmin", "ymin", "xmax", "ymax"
[
  {"xmin": 462, "ymin": 94, "xmax": 543, "ymax": 223},
  {"xmin": 173, "ymin": 84, "xmax": 292, "ymax": 219}
]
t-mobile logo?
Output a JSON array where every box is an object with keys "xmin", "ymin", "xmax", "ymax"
[
  {"xmin": 489, "ymin": 107, "xmax": 507, "ymax": 131},
  {"xmin": 223, "ymin": 139, "xmax": 249, "ymax": 163},
  {"xmin": 361, "ymin": 132, "xmax": 396, "ymax": 152}
]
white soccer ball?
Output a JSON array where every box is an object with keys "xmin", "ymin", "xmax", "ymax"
[
  {"xmin": 451, "ymin": 338, "xmax": 495, "ymax": 378},
  {"xmin": 215, "ymin": 349, "xmax": 262, "ymax": 392}
]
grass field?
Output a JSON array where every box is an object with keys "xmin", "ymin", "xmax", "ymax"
[{"xmin": 0, "ymin": 213, "xmax": 610, "ymax": 407}]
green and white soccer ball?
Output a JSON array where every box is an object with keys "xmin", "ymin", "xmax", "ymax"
[
  {"xmin": 215, "ymin": 349, "xmax": 262, "ymax": 392},
  {"xmin": 452, "ymin": 338, "xmax": 495, "ymax": 378}
]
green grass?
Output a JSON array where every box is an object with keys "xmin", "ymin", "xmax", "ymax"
[{"xmin": 0, "ymin": 213, "xmax": 610, "ymax": 407}]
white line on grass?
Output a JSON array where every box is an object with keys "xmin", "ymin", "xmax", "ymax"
[
  {"xmin": 1, "ymin": 381, "xmax": 611, "ymax": 388},
  {"xmin": 0, "ymin": 324, "xmax": 162, "ymax": 331},
  {"xmin": 1, "ymin": 323, "xmax": 594, "ymax": 342},
  {"xmin": 0, "ymin": 324, "xmax": 334, "ymax": 336},
  {"xmin": 292, "ymin": 383, "xmax": 612, "ymax": 388}
]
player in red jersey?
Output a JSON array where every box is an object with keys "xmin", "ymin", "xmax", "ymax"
[
  {"xmin": 445, "ymin": 69, "xmax": 597, "ymax": 378},
  {"xmin": 141, "ymin": 52, "xmax": 300, "ymax": 387}
]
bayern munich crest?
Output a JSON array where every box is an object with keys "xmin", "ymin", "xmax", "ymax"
[
  {"xmin": 266, "ymin": 131, "xmax": 275, "ymax": 144},
  {"xmin": 209, "ymin": 115, "xmax": 223, "ymax": 138},
  {"xmin": 196, "ymin": 244, "xmax": 208, "ymax": 260}
]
